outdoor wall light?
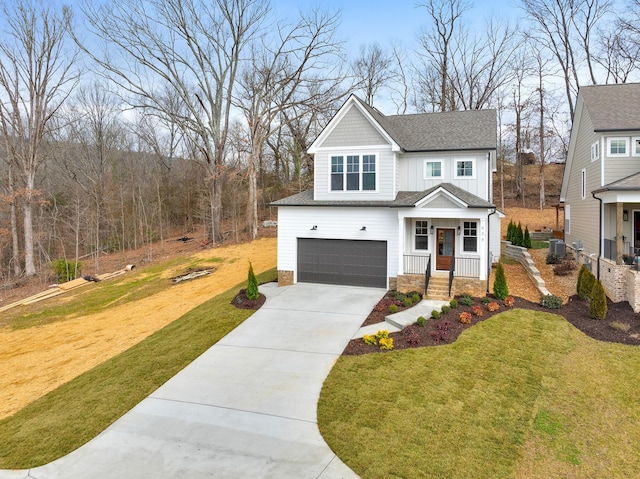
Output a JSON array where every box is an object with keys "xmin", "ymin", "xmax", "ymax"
[
  {"xmin": 430, "ymin": 225, "xmax": 434, "ymax": 233},
  {"xmin": 360, "ymin": 226, "xmax": 367, "ymax": 231},
  {"xmin": 457, "ymin": 225, "xmax": 461, "ymax": 235},
  {"xmin": 310, "ymin": 225, "xmax": 317, "ymax": 230},
  {"xmin": 624, "ymin": 210, "xmax": 629, "ymax": 221}
]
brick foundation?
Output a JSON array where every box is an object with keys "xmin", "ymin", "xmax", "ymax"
[
  {"xmin": 396, "ymin": 274, "xmax": 424, "ymax": 293},
  {"xmin": 452, "ymin": 278, "xmax": 486, "ymax": 297},
  {"xmin": 278, "ymin": 270, "xmax": 294, "ymax": 286},
  {"xmin": 388, "ymin": 277, "xmax": 397, "ymax": 291}
]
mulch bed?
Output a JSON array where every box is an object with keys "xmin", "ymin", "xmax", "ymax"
[
  {"xmin": 231, "ymin": 289, "xmax": 266, "ymax": 310},
  {"xmin": 344, "ymin": 294, "xmax": 640, "ymax": 356}
]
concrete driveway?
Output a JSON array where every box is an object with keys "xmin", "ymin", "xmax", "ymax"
[{"xmin": 2, "ymin": 282, "xmax": 384, "ymax": 479}]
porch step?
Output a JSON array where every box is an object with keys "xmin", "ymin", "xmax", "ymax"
[{"xmin": 426, "ymin": 276, "xmax": 453, "ymax": 300}]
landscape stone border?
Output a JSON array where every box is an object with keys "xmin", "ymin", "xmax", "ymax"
[{"xmin": 502, "ymin": 241, "xmax": 552, "ymax": 297}]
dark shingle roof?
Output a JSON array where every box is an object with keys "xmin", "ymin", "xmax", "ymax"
[
  {"xmin": 354, "ymin": 96, "xmax": 496, "ymax": 151},
  {"xmin": 593, "ymin": 171, "xmax": 640, "ymax": 193},
  {"xmin": 271, "ymin": 184, "xmax": 495, "ymax": 209},
  {"xmin": 580, "ymin": 83, "xmax": 640, "ymax": 131}
]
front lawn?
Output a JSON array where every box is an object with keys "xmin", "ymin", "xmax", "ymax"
[{"xmin": 319, "ymin": 309, "xmax": 640, "ymax": 478}]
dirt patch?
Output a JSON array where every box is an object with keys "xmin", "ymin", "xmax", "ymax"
[{"xmin": 0, "ymin": 238, "xmax": 276, "ymax": 420}]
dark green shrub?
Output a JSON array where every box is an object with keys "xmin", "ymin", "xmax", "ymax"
[
  {"xmin": 411, "ymin": 293, "xmax": 421, "ymax": 304},
  {"xmin": 579, "ymin": 268, "xmax": 596, "ymax": 301},
  {"xmin": 493, "ymin": 261, "xmax": 509, "ymax": 300},
  {"xmin": 515, "ymin": 222, "xmax": 524, "ymax": 247},
  {"xmin": 480, "ymin": 297, "xmax": 491, "ymax": 305},
  {"xmin": 403, "ymin": 297, "xmax": 413, "ymax": 308},
  {"xmin": 449, "ymin": 299, "xmax": 458, "ymax": 308},
  {"xmin": 51, "ymin": 258, "xmax": 82, "ymax": 283},
  {"xmin": 577, "ymin": 264, "xmax": 588, "ymax": 297},
  {"xmin": 540, "ymin": 294, "xmax": 563, "ymax": 309},
  {"xmin": 246, "ymin": 261, "xmax": 259, "ymax": 300},
  {"xmin": 389, "ymin": 304, "xmax": 398, "ymax": 314},
  {"xmin": 416, "ymin": 316, "xmax": 426, "ymax": 327},
  {"xmin": 589, "ymin": 280, "xmax": 608, "ymax": 320},
  {"xmin": 441, "ymin": 305, "xmax": 450, "ymax": 314},
  {"xmin": 524, "ymin": 226, "xmax": 532, "ymax": 249},
  {"xmin": 391, "ymin": 291, "xmax": 406, "ymax": 301},
  {"xmin": 458, "ymin": 293, "xmax": 474, "ymax": 306},
  {"xmin": 431, "ymin": 310, "xmax": 440, "ymax": 319},
  {"xmin": 507, "ymin": 220, "xmax": 515, "ymax": 242}
]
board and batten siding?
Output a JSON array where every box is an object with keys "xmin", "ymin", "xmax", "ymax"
[
  {"xmin": 564, "ymin": 108, "xmax": 601, "ymax": 255},
  {"xmin": 276, "ymin": 206, "xmax": 399, "ymax": 285},
  {"xmin": 603, "ymin": 132, "xmax": 640, "ymax": 186},
  {"xmin": 396, "ymin": 152, "xmax": 490, "ymax": 200}
]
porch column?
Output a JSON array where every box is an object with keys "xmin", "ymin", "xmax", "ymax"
[
  {"xmin": 398, "ymin": 217, "xmax": 405, "ymax": 276},
  {"xmin": 480, "ymin": 218, "xmax": 487, "ymax": 281},
  {"xmin": 617, "ymin": 202, "xmax": 623, "ymax": 265}
]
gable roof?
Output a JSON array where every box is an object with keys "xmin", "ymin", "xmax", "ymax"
[
  {"xmin": 271, "ymin": 183, "xmax": 495, "ymax": 209},
  {"xmin": 580, "ymin": 83, "xmax": 640, "ymax": 132},
  {"xmin": 593, "ymin": 171, "xmax": 640, "ymax": 193},
  {"xmin": 311, "ymin": 94, "xmax": 496, "ymax": 153}
]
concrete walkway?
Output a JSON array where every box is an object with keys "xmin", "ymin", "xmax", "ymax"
[{"xmin": 1, "ymin": 283, "xmax": 385, "ymax": 479}]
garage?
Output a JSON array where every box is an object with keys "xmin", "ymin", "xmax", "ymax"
[{"xmin": 297, "ymin": 238, "xmax": 387, "ymax": 288}]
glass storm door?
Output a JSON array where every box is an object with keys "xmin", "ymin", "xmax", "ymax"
[{"xmin": 436, "ymin": 228, "xmax": 455, "ymax": 270}]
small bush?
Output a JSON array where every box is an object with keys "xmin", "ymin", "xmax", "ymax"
[
  {"xmin": 524, "ymin": 226, "xmax": 532, "ymax": 249},
  {"xmin": 374, "ymin": 298, "xmax": 402, "ymax": 312},
  {"xmin": 363, "ymin": 334, "xmax": 377, "ymax": 345},
  {"xmin": 459, "ymin": 311, "xmax": 472, "ymax": 324},
  {"xmin": 487, "ymin": 302, "xmax": 500, "ymax": 312},
  {"xmin": 379, "ymin": 337, "xmax": 394, "ymax": 350},
  {"xmin": 589, "ymin": 280, "xmax": 608, "ymax": 320},
  {"xmin": 472, "ymin": 305, "xmax": 484, "ymax": 317},
  {"xmin": 546, "ymin": 253, "xmax": 561, "ymax": 265},
  {"xmin": 403, "ymin": 328, "xmax": 420, "ymax": 344},
  {"xmin": 504, "ymin": 296, "xmax": 515, "ymax": 307},
  {"xmin": 480, "ymin": 297, "xmax": 491, "ymax": 305},
  {"xmin": 51, "ymin": 258, "xmax": 82, "ymax": 283},
  {"xmin": 389, "ymin": 304, "xmax": 398, "ymax": 314},
  {"xmin": 449, "ymin": 299, "xmax": 458, "ymax": 308},
  {"xmin": 431, "ymin": 310, "xmax": 440, "ymax": 319},
  {"xmin": 458, "ymin": 293, "xmax": 474, "ymax": 306},
  {"xmin": 553, "ymin": 261, "xmax": 576, "ymax": 276},
  {"xmin": 441, "ymin": 305, "xmax": 450, "ymax": 314},
  {"xmin": 430, "ymin": 330, "xmax": 445, "ymax": 343},
  {"xmin": 540, "ymin": 294, "xmax": 563, "ymax": 309},
  {"xmin": 493, "ymin": 261, "xmax": 509, "ymax": 300},
  {"xmin": 403, "ymin": 297, "xmax": 413, "ymax": 308},
  {"xmin": 609, "ymin": 321, "xmax": 631, "ymax": 332},
  {"xmin": 411, "ymin": 293, "xmax": 421, "ymax": 304},
  {"xmin": 416, "ymin": 316, "xmax": 426, "ymax": 327},
  {"xmin": 579, "ymin": 268, "xmax": 596, "ymax": 301},
  {"xmin": 391, "ymin": 291, "xmax": 406, "ymax": 301},
  {"xmin": 576, "ymin": 264, "xmax": 587, "ymax": 296},
  {"xmin": 246, "ymin": 261, "xmax": 259, "ymax": 300},
  {"xmin": 375, "ymin": 330, "xmax": 389, "ymax": 340}
]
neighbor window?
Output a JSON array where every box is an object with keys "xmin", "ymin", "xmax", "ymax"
[
  {"xmin": 633, "ymin": 137, "xmax": 640, "ymax": 156},
  {"xmin": 581, "ymin": 168, "xmax": 586, "ymax": 199},
  {"xmin": 463, "ymin": 221, "xmax": 477, "ymax": 252},
  {"xmin": 456, "ymin": 159, "xmax": 474, "ymax": 177},
  {"xmin": 608, "ymin": 138, "xmax": 628, "ymax": 156},
  {"xmin": 415, "ymin": 220, "xmax": 429, "ymax": 250},
  {"xmin": 591, "ymin": 142, "xmax": 599, "ymax": 161},
  {"xmin": 424, "ymin": 160, "xmax": 442, "ymax": 178},
  {"xmin": 330, "ymin": 154, "xmax": 376, "ymax": 191}
]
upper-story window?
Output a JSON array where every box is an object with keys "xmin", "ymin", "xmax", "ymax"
[
  {"xmin": 608, "ymin": 138, "xmax": 628, "ymax": 156},
  {"xmin": 633, "ymin": 137, "xmax": 640, "ymax": 157},
  {"xmin": 591, "ymin": 142, "xmax": 599, "ymax": 161},
  {"xmin": 424, "ymin": 160, "xmax": 442, "ymax": 178},
  {"xmin": 455, "ymin": 159, "xmax": 474, "ymax": 178},
  {"xmin": 330, "ymin": 154, "xmax": 376, "ymax": 191},
  {"xmin": 463, "ymin": 221, "xmax": 477, "ymax": 252}
]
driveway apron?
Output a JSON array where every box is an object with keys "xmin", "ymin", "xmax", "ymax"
[{"xmin": 3, "ymin": 282, "xmax": 384, "ymax": 479}]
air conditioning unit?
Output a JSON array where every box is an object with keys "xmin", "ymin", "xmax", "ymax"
[{"xmin": 555, "ymin": 240, "xmax": 566, "ymax": 258}]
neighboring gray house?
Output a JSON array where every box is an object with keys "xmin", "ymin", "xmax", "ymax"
[
  {"xmin": 560, "ymin": 83, "xmax": 640, "ymax": 311},
  {"xmin": 272, "ymin": 94, "xmax": 501, "ymax": 297}
]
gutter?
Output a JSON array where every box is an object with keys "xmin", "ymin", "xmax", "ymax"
[{"xmin": 591, "ymin": 191, "xmax": 603, "ymax": 280}]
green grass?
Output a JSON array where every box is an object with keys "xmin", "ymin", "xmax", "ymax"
[
  {"xmin": 530, "ymin": 240, "xmax": 549, "ymax": 249},
  {"xmin": 319, "ymin": 309, "xmax": 640, "ymax": 479},
  {"xmin": 2, "ymin": 256, "xmax": 224, "ymax": 330},
  {"xmin": 0, "ymin": 268, "xmax": 277, "ymax": 469}
]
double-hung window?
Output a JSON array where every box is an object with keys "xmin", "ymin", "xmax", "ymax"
[
  {"xmin": 456, "ymin": 159, "xmax": 474, "ymax": 178},
  {"xmin": 608, "ymin": 138, "xmax": 628, "ymax": 156},
  {"xmin": 330, "ymin": 154, "xmax": 376, "ymax": 191},
  {"xmin": 591, "ymin": 142, "xmax": 599, "ymax": 161},
  {"xmin": 463, "ymin": 221, "xmax": 477, "ymax": 252},
  {"xmin": 415, "ymin": 220, "xmax": 429, "ymax": 250}
]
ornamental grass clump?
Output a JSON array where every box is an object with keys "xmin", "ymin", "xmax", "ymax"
[
  {"xmin": 589, "ymin": 280, "xmax": 608, "ymax": 320},
  {"xmin": 246, "ymin": 261, "xmax": 259, "ymax": 300},
  {"xmin": 458, "ymin": 293, "xmax": 474, "ymax": 306}
]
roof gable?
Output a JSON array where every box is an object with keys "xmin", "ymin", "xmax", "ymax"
[
  {"xmin": 319, "ymin": 103, "xmax": 389, "ymax": 148},
  {"xmin": 580, "ymin": 83, "xmax": 640, "ymax": 131}
]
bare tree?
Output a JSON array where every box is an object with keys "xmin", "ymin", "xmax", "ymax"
[
  {"xmin": 80, "ymin": 0, "xmax": 269, "ymax": 244},
  {"xmin": 389, "ymin": 42, "xmax": 411, "ymax": 115},
  {"xmin": 351, "ymin": 43, "xmax": 395, "ymax": 107},
  {"xmin": 0, "ymin": 0, "xmax": 78, "ymax": 276}
]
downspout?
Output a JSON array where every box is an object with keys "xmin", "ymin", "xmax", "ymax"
[
  {"xmin": 487, "ymin": 207, "xmax": 497, "ymax": 294},
  {"xmin": 591, "ymin": 192, "xmax": 602, "ymax": 281}
]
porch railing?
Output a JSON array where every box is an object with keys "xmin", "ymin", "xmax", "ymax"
[
  {"xmin": 424, "ymin": 256, "xmax": 431, "ymax": 296},
  {"xmin": 454, "ymin": 256, "xmax": 481, "ymax": 278},
  {"xmin": 448, "ymin": 254, "xmax": 455, "ymax": 297},
  {"xmin": 403, "ymin": 254, "xmax": 431, "ymax": 274}
]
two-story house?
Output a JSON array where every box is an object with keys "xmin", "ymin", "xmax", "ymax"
[
  {"xmin": 560, "ymin": 83, "xmax": 640, "ymax": 311},
  {"xmin": 272, "ymin": 94, "xmax": 501, "ymax": 297}
]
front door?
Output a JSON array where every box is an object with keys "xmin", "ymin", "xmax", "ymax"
[{"xmin": 436, "ymin": 228, "xmax": 455, "ymax": 270}]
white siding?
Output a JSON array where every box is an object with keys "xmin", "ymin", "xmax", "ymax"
[
  {"xmin": 320, "ymin": 105, "xmax": 387, "ymax": 147},
  {"xmin": 396, "ymin": 151, "xmax": 490, "ymax": 200},
  {"xmin": 277, "ymin": 206, "xmax": 399, "ymax": 285},
  {"xmin": 489, "ymin": 213, "xmax": 501, "ymax": 264},
  {"xmin": 603, "ymin": 132, "xmax": 640, "ymax": 185}
]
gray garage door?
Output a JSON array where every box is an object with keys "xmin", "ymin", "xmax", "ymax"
[{"xmin": 297, "ymin": 238, "xmax": 387, "ymax": 288}]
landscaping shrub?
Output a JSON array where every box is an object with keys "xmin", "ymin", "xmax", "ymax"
[
  {"xmin": 379, "ymin": 337, "xmax": 394, "ymax": 350},
  {"xmin": 506, "ymin": 220, "xmax": 515, "ymax": 243},
  {"xmin": 430, "ymin": 320, "xmax": 451, "ymax": 343},
  {"xmin": 402, "ymin": 328, "xmax": 420, "ymax": 344},
  {"xmin": 487, "ymin": 302, "xmax": 499, "ymax": 312},
  {"xmin": 546, "ymin": 253, "xmax": 561, "ymax": 264},
  {"xmin": 375, "ymin": 330, "xmax": 389, "ymax": 340},
  {"xmin": 411, "ymin": 293, "xmax": 421, "ymax": 304},
  {"xmin": 472, "ymin": 305, "xmax": 484, "ymax": 317},
  {"xmin": 416, "ymin": 316, "xmax": 426, "ymax": 327},
  {"xmin": 389, "ymin": 304, "xmax": 398, "ymax": 314},
  {"xmin": 515, "ymin": 222, "xmax": 524, "ymax": 247},
  {"xmin": 51, "ymin": 259, "xmax": 82, "ymax": 283},
  {"xmin": 363, "ymin": 334, "xmax": 377, "ymax": 345},
  {"xmin": 431, "ymin": 310, "xmax": 440, "ymax": 319},
  {"xmin": 480, "ymin": 297, "xmax": 491, "ymax": 305},
  {"xmin": 441, "ymin": 305, "xmax": 450, "ymax": 314},
  {"xmin": 609, "ymin": 321, "xmax": 631, "ymax": 332},
  {"xmin": 403, "ymin": 297, "xmax": 413, "ymax": 308},
  {"xmin": 458, "ymin": 293, "xmax": 474, "ymax": 306},
  {"xmin": 504, "ymin": 296, "xmax": 515, "ymax": 307},
  {"xmin": 493, "ymin": 261, "xmax": 509, "ymax": 300},
  {"xmin": 523, "ymin": 226, "xmax": 532, "ymax": 249},
  {"xmin": 246, "ymin": 261, "xmax": 259, "ymax": 300},
  {"xmin": 579, "ymin": 268, "xmax": 596, "ymax": 301},
  {"xmin": 391, "ymin": 291, "xmax": 406, "ymax": 301},
  {"xmin": 577, "ymin": 264, "xmax": 588, "ymax": 297},
  {"xmin": 449, "ymin": 299, "xmax": 458, "ymax": 308},
  {"xmin": 540, "ymin": 294, "xmax": 563, "ymax": 309},
  {"xmin": 459, "ymin": 311, "xmax": 472, "ymax": 324},
  {"xmin": 589, "ymin": 280, "xmax": 608, "ymax": 320},
  {"xmin": 553, "ymin": 261, "xmax": 576, "ymax": 276},
  {"xmin": 374, "ymin": 298, "xmax": 402, "ymax": 312}
]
